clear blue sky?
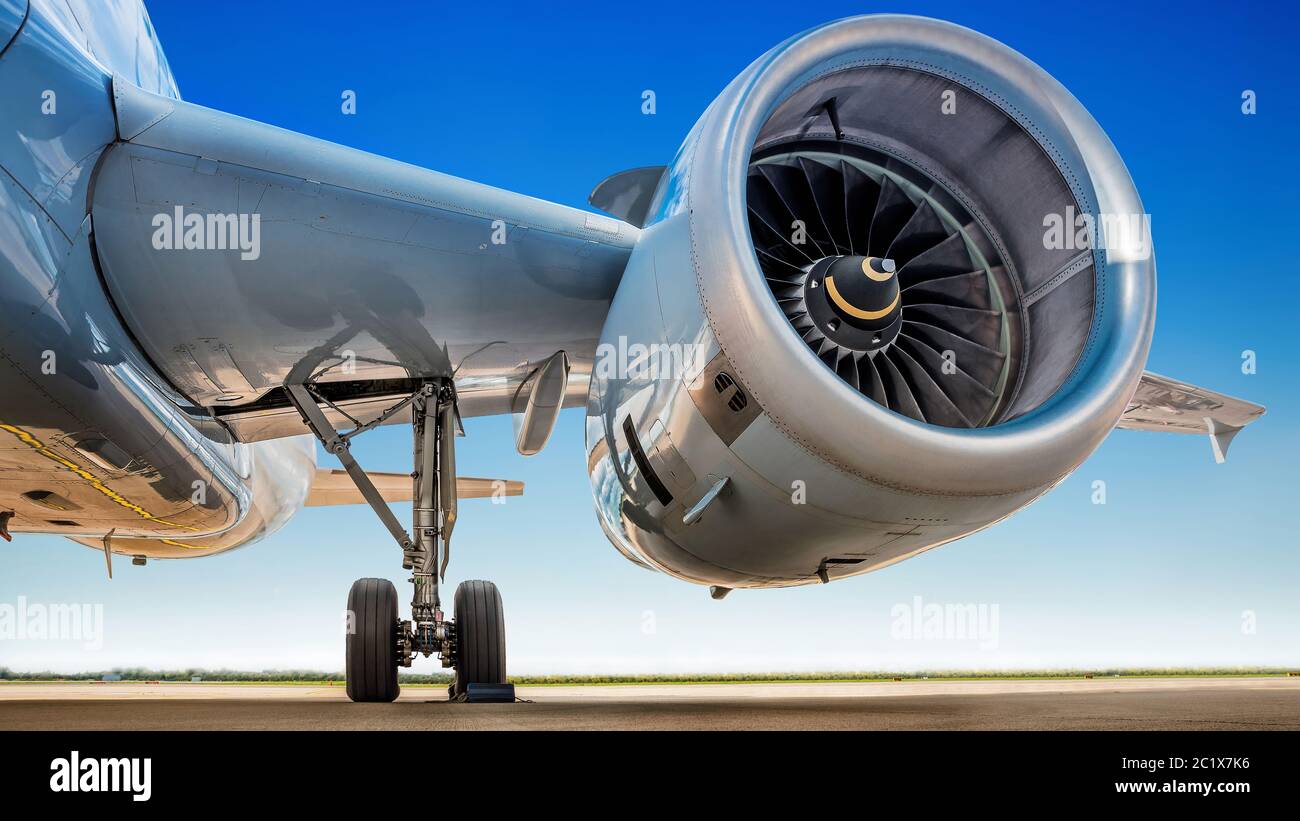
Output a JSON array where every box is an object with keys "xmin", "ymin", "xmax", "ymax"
[{"xmin": 3, "ymin": 0, "xmax": 1298, "ymax": 674}]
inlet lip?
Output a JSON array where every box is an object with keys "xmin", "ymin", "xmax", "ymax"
[{"xmin": 688, "ymin": 14, "xmax": 1155, "ymax": 496}]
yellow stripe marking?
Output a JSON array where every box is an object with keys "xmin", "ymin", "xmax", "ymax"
[
  {"xmin": 160, "ymin": 539, "xmax": 212, "ymax": 550},
  {"xmin": 862, "ymin": 258, "xmax": 896, "ymax": 282},
  {"xmin": 825, "ymin": 276, "xmax": 900, "ymax": 320},
  {"xmin": 0, "ymin": 422, "xmax": 201, "ymax": 535}
]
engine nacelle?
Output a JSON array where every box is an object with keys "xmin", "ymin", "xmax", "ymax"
[{"xmin": 586, "ymin": 15, "xmax": 1155, "ymax": 588}]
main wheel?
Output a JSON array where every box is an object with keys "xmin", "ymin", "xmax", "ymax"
[
  {"xmin": 345, "ymin": 577, "xmax": 400, "ymax": 703},
  {"xmin": 451, "ymin": 580, "xmax": 506, "ymax": 699}
]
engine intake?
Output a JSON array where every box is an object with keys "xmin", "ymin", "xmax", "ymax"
[
  {"xmin": 683, "ymin": 15, "xmax": 1154, "ymax": 497},
  {"xmin": 586, "ymin": 15, "xmax": 1155, "ymax": 588}
]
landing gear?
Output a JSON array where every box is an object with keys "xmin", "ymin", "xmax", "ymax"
[
  {"xmin": 451, "ymin": 580, "xmax": 507, "ymax": 699},
  {"xmin": 286, "ymin": 378, "xmax": 508, "ymax": 703},
  {"xmin": 345, "ymin": 578, "xmax": 400, "ymax": 702}
]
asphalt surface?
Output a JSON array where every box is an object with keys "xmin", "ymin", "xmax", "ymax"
[{"xmin": 2, "ymin": 677, "xmax": 1297, "ymax": 730}]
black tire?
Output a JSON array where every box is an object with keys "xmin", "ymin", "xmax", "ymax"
[
  {"xmin": 452, "ymin": 580, "xmax": 506, "ymax": 698},
  {"xmin": 345, "ymin": 577, "xmax": 400, "ymax": 703}
]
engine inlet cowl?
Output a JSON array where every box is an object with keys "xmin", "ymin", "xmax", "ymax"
[
  {"xmin": 681, "ymin": 14, "xmax": 1156, "ymax": 496},
  {"xmin": 585, "ymin": 14, "xmax": 1158, "ymax": 588}
]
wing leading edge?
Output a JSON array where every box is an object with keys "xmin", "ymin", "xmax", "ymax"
[{"xmin": 1116, "ymin": 371, "xmax": 1265, "ymax": 463}]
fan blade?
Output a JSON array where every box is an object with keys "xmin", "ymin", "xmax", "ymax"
[
  {"xmin": 748, "ymin": 202, "xmax": 817, "ymax": 265},
  {"xmin": 867, "ymin": 175, "xmax": 913, "ymax": 257},
  {"xmin": 888, "ymin": 345, "xmax": 972, "ymax": 427},
  {"xmin": 903, "ymin": 303, "xmax": 1003, "ymax": 351},
  {"xmin": 896, "ymin": 232, "xmax": 975, "ymax": 287},
  {"xmin": 886, "ymin": 199, "xmax": 949, "ymax": 267},
  {"xmin": 835, "ymin": 350, "xmax": 860, "ymax": 392},
  {"xmin": 894, "ymin": 334, "xmax": 996, "ymax": 424},
  {"xmin": 904, "ymin": 270, "xmax": 993, "ymax": 310},
  {"xmin": 815, "ymin": 336, "xmax": 839, "ymax": 358},
  {"xmin": 746, "ymin": 169, "xmax": 789, "ymax": 233},
  {"xmin": 840, "ymin": 160, "xmax": 879, "ymax": 256},
  {"xmin": 755, "ymin": 244, "xmax": 808, "ymax": 279},
  {"xmin": 790, "ymin": 312, "xmax": 816, "ymax": 331},
  {"xmin": 901, "ymin": 320, "xmax": 1006, "ymax": 388},
  {"xmin": 774, "ymin": 295, "xmax": 807, "ymax": 316},
  {"xmin": 875, "ymin": 349, "xmax": 926, "ymax": 423},
  {"xmin": 858, "ymin": 353, "xmax": 889, "ymax": 407},
  {"xmin": 797, "ymin": 156, "xmax": 849, "ymax": 255},
  {"xmin": 755, "ymin": 163, "xmax": 832, "ymax": 258}
]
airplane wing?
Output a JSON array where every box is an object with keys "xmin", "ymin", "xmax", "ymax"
[
  {"xmin": 89, "ymin": 76, "xmax": 639, "ymax": 445},
  {"xmin": 305, "ymin": 469, "xmax": 523, "ymax": 507},
  {"xmin": 1116, "ymin": 371, "xmax": 1265, "ymax": 463}
]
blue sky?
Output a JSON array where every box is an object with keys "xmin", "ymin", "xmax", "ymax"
[{"xmin": 3, "ymin": 0, "xmax": 1298, "ymax": 674}]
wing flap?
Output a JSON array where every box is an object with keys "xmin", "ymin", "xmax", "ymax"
[{"xmin": 1117, "ymin": 371, "xmax": 1265, "ymax": 463}]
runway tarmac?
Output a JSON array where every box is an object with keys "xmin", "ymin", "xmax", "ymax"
[{"xmin": 2, "ymin": 676, "xmax": 1297, "ymax": 730}]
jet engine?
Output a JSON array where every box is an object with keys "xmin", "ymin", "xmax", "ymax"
[{"xmin": 586, "ymin": 15, "xmax": 1155, "ymax": 588}]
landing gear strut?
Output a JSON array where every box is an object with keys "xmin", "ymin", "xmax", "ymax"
[{"xmin": 287, "ymin": 378, "xmax": 507, "ymax": 702}]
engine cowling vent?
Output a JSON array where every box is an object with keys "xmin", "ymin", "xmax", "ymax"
[{"xmin": 748, "ymin": 148, "xmax": 1013, "ymax": 427}]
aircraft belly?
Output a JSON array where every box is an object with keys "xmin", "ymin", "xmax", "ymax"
[
  {"xmin": 0, "ymin": 2, "xmax": 315, "ymax": 557},
  {"xmin": 0, "ymin": 172, "xmax": 248, "ymax": 543}
]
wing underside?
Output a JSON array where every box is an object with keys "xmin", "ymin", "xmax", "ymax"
[{"xmin": 90, "ymin": 77, "xmax": 638, "ymax": 442}]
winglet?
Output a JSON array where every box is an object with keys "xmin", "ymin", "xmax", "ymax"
[{"xmin": 1205, "ymin": 417, "xmax": 1243, "ymax": 464}]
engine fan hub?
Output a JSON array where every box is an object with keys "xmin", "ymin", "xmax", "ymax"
[
  {"xmin": 806, "ymin": 255, "xmax": 902, "ymax": 351},
  {"xmin": 748, "ymin": 147, "xmax": 1018, "ymax": 428}
]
